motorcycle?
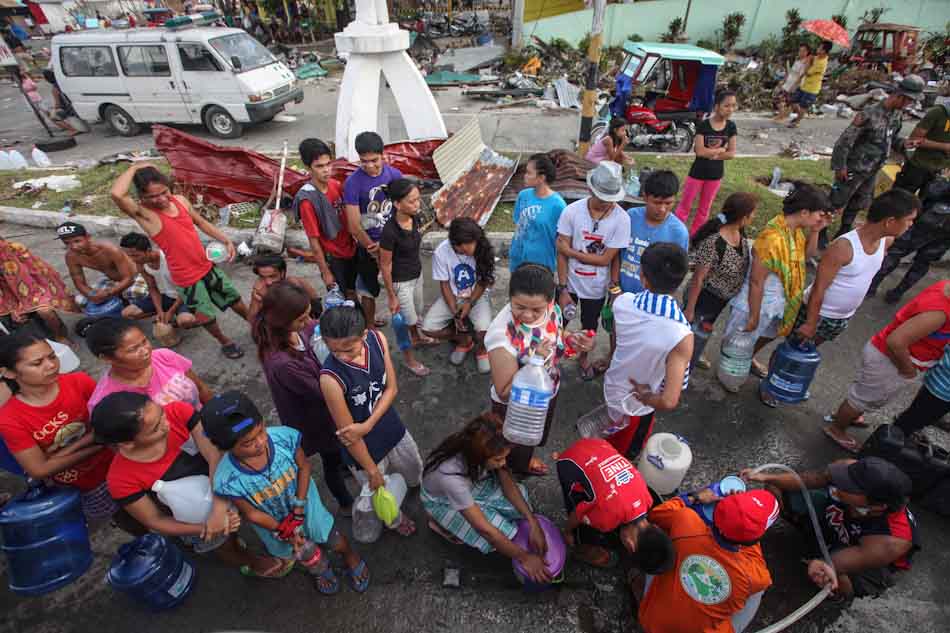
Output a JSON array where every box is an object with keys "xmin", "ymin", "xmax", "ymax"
[{"xmin": 591, "ymin": 41, "xmax": 725, "ymax": 154}]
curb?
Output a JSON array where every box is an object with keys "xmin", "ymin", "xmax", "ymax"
[{"xmin": 0, "ymin": 206, "xmax": 515, "ymax": 256}]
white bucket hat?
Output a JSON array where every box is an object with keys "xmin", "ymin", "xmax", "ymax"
[{"xmin": 586, "ymin": 161, "xmax": 625, "ymax": 203}]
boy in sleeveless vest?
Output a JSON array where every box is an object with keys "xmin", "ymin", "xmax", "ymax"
[
  {"xmin": 318, "ymin": 305, "xmax": 423, "ymax": 537},
  {"xmin": 110, "ymin": 163, "xmax": 249, "ymax": 360},
  {"xmin": 795, "ymin": 190, "xmax": 919, "ymax": 346},
  {"xmin": 603, "ymin": 243, "xmax": 693, "ymax": 459}
]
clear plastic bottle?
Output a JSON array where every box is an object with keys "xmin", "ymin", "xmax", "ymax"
[
  {"xmin": 294, "ymin": 532, "xmax": 329, "ymax": 575},
  {"xmin": 717, "ymin": 330, "xmax": 757, "ymax": 393},
  {"xmin": 309, "ymin": 324, "xmax": 330, "ymax": 364},
  {"xmin": 503, "ymin": 355, "xmax": 554, "ymax": 446},
  {"xmin": 391, "ymin": 312, "xmax": 412, "ymax": 352},
  {"xmin": 352, "ymin": 484, "xmax": 383, "ymax": 544},
  {"xmin": 324, "ymin": 285, "xmax": 346, "ymax": 310},
  {"xmin": 31, "ymin": 146, "xmax": 51, "ymax": 168},
  {"xmin": 8, "ymin": 150, "xmax": 28, "ymax": 170}
]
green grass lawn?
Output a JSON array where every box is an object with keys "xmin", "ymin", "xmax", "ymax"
[
  {"xmin": 485, "ymin": 156, "xmax": 835, "ymax": 236},
  {"xmin": 2, "ymin": 156, "xmax": 834, "ymax": 237}
]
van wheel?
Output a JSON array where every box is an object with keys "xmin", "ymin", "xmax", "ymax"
[
  {"xmin": 103, "ymin": 105, "xmax": 141, "ymax": 137},
  {"xmin": 204, "ymin": 106, "xmax": 243, "ymax": 139}
]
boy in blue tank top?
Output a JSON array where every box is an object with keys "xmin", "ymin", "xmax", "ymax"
[{"xmin": 319, "ymin": 305, "xmax": 424, "ymax": 537}]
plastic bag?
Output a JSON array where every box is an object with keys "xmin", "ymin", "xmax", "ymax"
[
  {"xmin": 372, "ymin": 485, "xmax": 400, "ymax": 526},
  {"xmin": 352, "ymin": 487, "xmax": 383, "ymax": 543}
]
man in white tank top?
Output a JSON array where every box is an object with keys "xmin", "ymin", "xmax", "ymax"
[
  {"xmin": 602, "ymin": 244, "xmax": 693, "ymax": 459},
  {"xmin": 795, "ymin": 190, "xmax": 920, "ymax": 346}
]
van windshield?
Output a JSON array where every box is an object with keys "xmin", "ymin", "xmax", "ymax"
[{"xmin": 209, "ymin": 33, "xmax": 274, "ymax": 72}]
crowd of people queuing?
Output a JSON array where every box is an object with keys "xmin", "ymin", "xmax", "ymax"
[{"xmin": 0, "ymin": 82, "xmax": 948, "ymax": 630}]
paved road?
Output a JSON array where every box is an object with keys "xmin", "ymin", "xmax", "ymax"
[
  {"xmin": 0, "ymin": 223, "xmax": 947, "ymax": 633},
  {"xmin": 0, "ymin": 74, "xmax": 917, "ymax": 163}
]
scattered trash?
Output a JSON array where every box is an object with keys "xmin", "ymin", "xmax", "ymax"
[
  {"xmin": 462, "ymin": 87, "xmax": 544, "ymax": 102},
  {"xmin": 295, "ymin": 62, "xmax": 328, "ymax": 80},
  {"xmin": 31, "ymin": 201, "xmax": 43, "ymax": 209},
  {"xmin": 31, "ymin": 146, "xmax": 51, "ymax": 168},
  {"xmin": 13, "ymin": 174, "xmax": 81, "ymax": 193},
  {"xmin": 754, "ymin": 132, "xmax": 769, "ymax": 140},
  {"xmin": 521, "ymin": 56, "xmax": 541, "ymax": 76},
  {"xmin": 553, "ymin": 77, "xmax": 582, "ymax": 109},
  {"xmin": 425, "ymin": 70, "xmax": 491, "ymax": 87},
  {"xmin": 435, "ymin": 45, "xmax": 506, "ymax": 73},
  {"xmin": 443, "ymin": 567, "xmax": 461, "ymax": 588}
]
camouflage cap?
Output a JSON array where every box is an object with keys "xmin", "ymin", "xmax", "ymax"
[{"xmin": 894, "ymin": 74, "xmax": 925, "ymax": 100}]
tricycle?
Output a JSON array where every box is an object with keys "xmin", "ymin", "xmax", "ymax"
[
  {"xmin": 592, "ymin": 41, "xmax": 725, "ymax": 153},
  {"xmin": 846, "ymin": 23, "xmax": 920, "ymax": 74}
]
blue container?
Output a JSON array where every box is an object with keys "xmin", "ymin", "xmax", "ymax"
[
  {"xmin": 107, "ymin": 534, "xmax": 196, "ymax": 611},
  {"xmin": 0, "ymin": 481, "xmax": 92, "ymax": 595},
  {"xmin": 83, "ymin": 296, "xmax": 124, "ymax": 318},
  {"xmin": 0, "ymin": 438, "xmax": 25, "ymax": 476},
  {"xmin": 391, "ymin": 312, "xmax": 412, "ymax": 352},
  {"xmin": 763, "ymin": 337, "xmax": 821, "ymax": 404}
]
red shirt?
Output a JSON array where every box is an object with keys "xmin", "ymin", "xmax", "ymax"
[
  {"xmin": 151, "ymin": 196, "xmax": 213, "ymax": 287},
  {"xmin": 556, "ymin": 438, "xmax": 653, "ymax": 533},
  {"xmin": 299, "ymin": 180, "xmax": 356, "ymax": 259},
  {"xmin": 871, "ymin": 281, "xmax": 950, "ymax": 369},
  {"xmin": 106, "ymin": 401, "xmax": 204, "ymax": 505},
  {"xmin": 0, "ymin": 372, "xmax": 113, "ymax": 492},
  {"xmin": 639, "ymin": 498, "xmax": 772, "ymax": 633}
]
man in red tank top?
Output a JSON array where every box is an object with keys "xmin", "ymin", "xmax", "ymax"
[
  {"xmin": 825, "ymin": 280, "xmax": 950, "ymax": 452},
  {"xmin": 111, "ymin": 164, "xmax": 248, "ymax": 359}
]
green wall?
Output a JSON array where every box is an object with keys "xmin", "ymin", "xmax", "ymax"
[{"xmin": 522, "ymin": 0, "xmax": 949, "ymax": 48}]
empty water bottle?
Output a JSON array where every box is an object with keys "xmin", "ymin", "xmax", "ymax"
[
  {"xmin": 352, "ymin": 484, "xmax": 383, "ymax": 544},
  {"xmin": 717, "ymin": 330, "xmax": 757, "ymax": 393},
  {"xmin": 325, "ymin": 285, "xmax": 346, "ymax": 309},
  {"xmin": 31, "ymin": 146, "xmax": 51, "ymax": 168},
  {"xmin": 0, "ymin": 151, "xmax": 13, "ymax": 171},
  {"xmin": 294, "ymin": 532, "xmax": 329, "ymax": 575},
  {"xmin": 8, "ymin": 150, "xmax": 28, "ymax": 170},
  {"xmin": 769, "ymin": 167, "xmax": 782, "ymax": 189},
  {"xmin": 310, "ymin": 324, "xmax": 330, "ymax": 364},
  {"xmin": 503, "ymin": 355, "xmax": 554, "ymax": 446},
  {"xmin": 391, "ymin": 312, "xmax": 412, "ymax": 352}
]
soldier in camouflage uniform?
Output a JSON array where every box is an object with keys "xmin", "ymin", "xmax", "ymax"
[{"xmin": 828, "ymin": 75, "xmax": 925, "ymax": 241}]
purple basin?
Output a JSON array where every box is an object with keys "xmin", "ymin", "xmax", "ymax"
[{"xmin": 511, "ymin": 514, "xmax": 566, "ymax": 590}]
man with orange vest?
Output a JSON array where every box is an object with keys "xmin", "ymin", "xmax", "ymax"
[{"xmin": 556, "ymin": 438, "xmax": 674, "ymax": 571}]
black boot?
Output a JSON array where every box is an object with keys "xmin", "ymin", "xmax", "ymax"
[{"xmin": 884, "ymin": 287, "xmax": 905, "ymax": 305}]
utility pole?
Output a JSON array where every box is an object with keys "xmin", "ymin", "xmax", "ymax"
[
  {"xmin": 512, "ymin": 0, "xmax": 525, "ymax": 50},
  {"xmin": 577, "ymin": 0, "xmax": 606, "ymax": 156},
  {"xmin": 682, "ymin": 0, "xmax": 693, "ymax": 33}
]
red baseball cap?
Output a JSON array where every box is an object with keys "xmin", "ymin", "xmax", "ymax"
[{"xmin": 713, "ymin": 490, "xmax": 780, "ymax": 544}]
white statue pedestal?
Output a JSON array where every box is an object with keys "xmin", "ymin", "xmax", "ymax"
[{"xmin": 334, "ymin": 0, "xmax": 447, "ymax": 161}]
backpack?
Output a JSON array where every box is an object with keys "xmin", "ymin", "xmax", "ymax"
[{"xmin": 859, "ymin": 424, "xmax": 950, "ymax": 515}]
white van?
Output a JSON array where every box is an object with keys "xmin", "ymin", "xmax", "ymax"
[{"xmin": 51, "ymin": 26, "xmax": 302, "ymax": 139}]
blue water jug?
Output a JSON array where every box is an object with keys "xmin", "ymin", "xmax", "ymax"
[
  {"xmin": 391, "ymin": 312, "xmax": 412, "ymax": 352},
  {"xmin": 83, "ymin": 295, "xmax": 124, "ymax": 318},
  {"xmin": 0, "ymin": 438, "xmax": 25, "ymax": 476},
  {"xmin": 107, "ymin": 534, "xmax": 197, "ymax": 611},
  {"xmin": 763, "ymin": 337, "xmax": 822, "ymax": 404},
  {"xmin": 0, "ymin": 481, "xmax": 92, "ymax": 595}
]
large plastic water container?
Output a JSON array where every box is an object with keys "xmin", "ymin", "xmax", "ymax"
[
  {"xmin": 503, "ymin": 355, "xmax": 554, "ymax": 446},
  {"xmin": 717, "ymin": 330, "xmax": 756, "ymax": 393},
  {"xmin": 638, "ymin": 433, "xmax": 693, "ymax": 495},
  {"xmin": 763, "ymin": 337, "xmax": 821, "ymax": 404},
  {"xmin": 0, "ymin": 438, "xmax": 25, "ymax": 475},
  {"xmin": 83, "ymin": 295, "xmax": 124, "ymax": 318},
  {"xmin": 107, "ymin": 534, "xmax": 196, "ymax": 611},
  {"xmin": 0, "ymin": 481, "xmax": 92, "ymax": 595},
  {"xmin": 151, "ymin": 475, "xmax": 213, "ymax": 524},
  {"xmin": 511, "ymin": 514, "xmax": 567, "ymax": 592}
]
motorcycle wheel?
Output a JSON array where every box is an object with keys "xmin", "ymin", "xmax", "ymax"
[{"xmin": 671, "ymin": 124, "xmax": 694, "ymax": 153}]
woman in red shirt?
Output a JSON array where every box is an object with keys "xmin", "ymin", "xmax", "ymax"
[
  {"xmin": 0, "ymin": 330, "xmax": 116, "ymax": 522},
  {"xmin": 825, "ymin": 280, "xmax": 950, "ymax": 452}
]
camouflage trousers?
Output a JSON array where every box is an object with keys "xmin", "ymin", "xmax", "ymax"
[{"xmin": 869, "ymin": 220, "xmax": 950, "ymax": 295}]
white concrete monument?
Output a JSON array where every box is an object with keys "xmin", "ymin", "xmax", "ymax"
[{"xmin": 334, "ymin": 0, "xmax": 447, "ymax": 161}]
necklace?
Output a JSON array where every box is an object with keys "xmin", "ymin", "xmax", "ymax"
[
  {"xmin": 589, "ymin": 205, "xmax": 611, "ymax": 233},
  {"xmin": 237, "ymin": 440, "xmax": 273, "ymax": 481}
]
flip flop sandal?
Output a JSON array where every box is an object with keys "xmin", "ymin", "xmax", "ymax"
[
  {"xmin": 240, "ymin": 557, "xmax": 295, "ymax": 579},
  {"xmin": 758, "ymin": 383, "xmax": 779, "ymax": 408},
  {"xmin": 345, "ymin": 559, "xmax": 371, "ymax": 593},
  {"xmin": 395, "ymin": 515, "xmax": 417, "ymax": 536},
  {"xmin": 427, "ymin": 519, "xmax": 463, "ymax": 545},
  {"xmin": 221, "ymin": 343, "xmax": 244, "ymax": 359},
  {"xmin": 415, "ymin": 334, "xmax": 439, "ymax": 347},
  {"xmin": 750, "ymin": 363, "xmax": 769, "ymax": 379},
  {"xmin": 407, "ymin": 363, "xmax": 431, "ymax": 377},
  {"xmin": 822, "ymin": 427, "xmax": 859, "ymax": 454},
  {"xmin": 527, "ymin": 457, "xmax": 549, "ymax": 477},
  {"xmin": 313, "ymin": 566, "xmax": 341, "ymax": 595}
]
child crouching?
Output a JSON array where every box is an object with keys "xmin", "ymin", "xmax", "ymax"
[{"xmin": 203, "ymin": 391, "xmax": 370, "ymax": 593}]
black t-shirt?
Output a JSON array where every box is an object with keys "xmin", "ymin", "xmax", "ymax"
[
  {"xmin": 379, "ymin": 214, "xmax": 422, "ymax": 282},
  {"xmin": 688, "ymin": 118, "xmax": 737, "ymax": 181}
]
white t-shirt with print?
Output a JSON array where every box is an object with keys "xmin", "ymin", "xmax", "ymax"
[
  {"xmin": 432, "ymin": 239, "xmax": 480, "ymax": 299},
  {"xmin": 556, "ymin": 198, "xmax": 631, "ymax": 299}
]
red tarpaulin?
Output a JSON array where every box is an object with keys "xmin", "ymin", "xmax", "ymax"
[
  {"xmin": 26, "ymin": 2, "xmax": 48, "ymax": 25},
  {"xmin": 153, "ymin": 126, "xmax": 446, "ymax": 208}
]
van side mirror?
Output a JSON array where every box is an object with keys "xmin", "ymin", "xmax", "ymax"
[{"xmin": 230, "ymin": 56, "xmax": 242, "ymax": 70}]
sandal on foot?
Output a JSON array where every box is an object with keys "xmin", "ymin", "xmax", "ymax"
[
  {"xmin": 750, "ymin": 362, "xmax": 768, "ymax": 379},
  {"xmin": 407, "ymin": 362, "xmax": 431, "ymax": 377},
  {"xmin": 240, "ymin": 557, "xmax": 295, "ymax": 579},
  {"xmin": 314, "ymin": 566, "xmax": 341, "ymax": 595},
  {"xmin": 414, "ymin": 333, "xmax": 439, "ymax": 347},
  {"xmin": 758, "ymin": 383, "xmax": 779, "ymax": 408},
  {"xmin": 394, "ymin": 514, "xmax": 417, "ymax": 536},
  {"xmin": 527, "ymin": 457, "xmax": 549, "ymax": 476},
  {"xmin": 221, "ymin": 342, "xmax": 244, "ymax": 359},
  {"xmin": 450, "ymin": 343, "xmax": 473, "ymax": 366},
  {"xmin": 823, "ymin": 414, "xmax": 867, "ymax": 428},
  {"xmin": 428, "ymin": 519, "xmax": 463, "ymax": 545},
  {"xmin": 822, "ymin": 427, "xmax": 859, "ymax": 454},
  {"xmin": 345, "ymin": 559, "xmax": 371, "ymax": 593}
]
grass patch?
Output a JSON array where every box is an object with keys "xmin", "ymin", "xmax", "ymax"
[{"xmin": 484, "ymin": 156, "xmax": 834, "ymax": 235}]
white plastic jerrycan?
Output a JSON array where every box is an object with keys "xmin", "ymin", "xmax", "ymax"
[
  {"xmin": 151, "ymin": 475, "xmax": 214, "ymax": 524},
  {"xmin": 638, "ymin": 433, "xmax": 693, "ymax": 495}
]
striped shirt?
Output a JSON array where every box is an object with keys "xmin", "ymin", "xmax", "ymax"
[{"xmin": 925, "ymin": 346, "xmax": 950, "ymax": 402}]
